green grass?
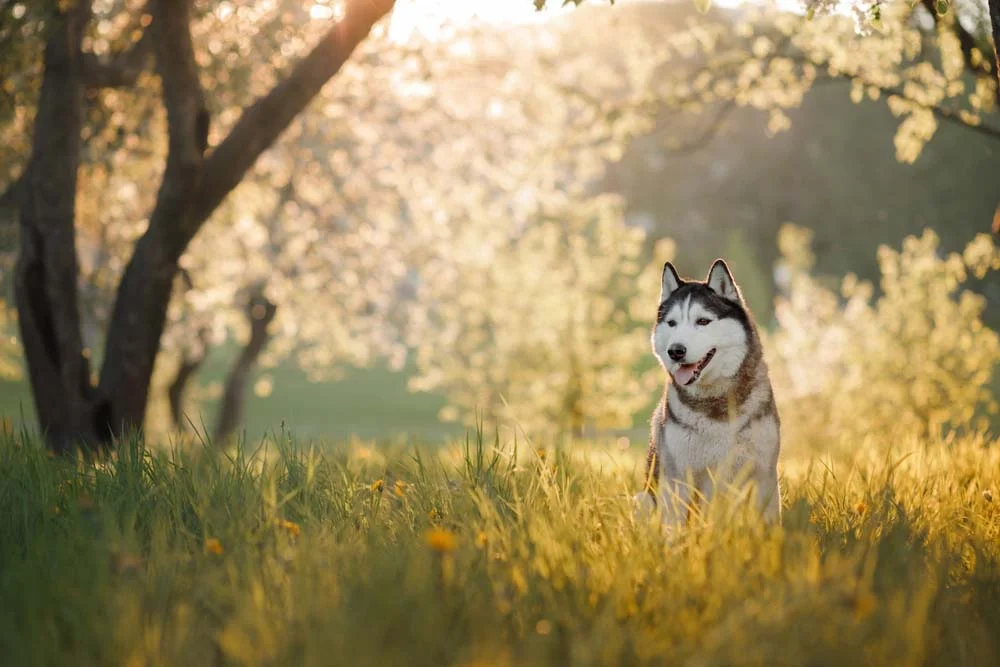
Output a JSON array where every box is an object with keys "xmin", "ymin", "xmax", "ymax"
[{"xmin": 1, "ymin": 426, "xmax": 999, "ymax": 666}]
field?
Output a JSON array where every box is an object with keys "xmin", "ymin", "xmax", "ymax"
[{"xmin": 2, "ymin": 425, "xmax": 999, "ymax": 667}]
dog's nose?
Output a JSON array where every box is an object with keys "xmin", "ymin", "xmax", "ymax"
[{"xmin": 667, "ymin": 344, "xmax": 686, "ymax": 361}]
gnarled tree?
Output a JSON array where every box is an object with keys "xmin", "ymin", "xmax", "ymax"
[{"xmin": 11, "ymin": 0, "xmax": 394, "ymax": 453}]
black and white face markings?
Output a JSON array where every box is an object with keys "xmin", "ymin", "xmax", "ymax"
[{"xmin": 651, "ymin": 260, "xmax": 754, "ymax": 390}]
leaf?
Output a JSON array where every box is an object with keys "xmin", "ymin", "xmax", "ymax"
[{"xmin": 936, "ymin": 0, "xmax": 948, "ymax": 14}]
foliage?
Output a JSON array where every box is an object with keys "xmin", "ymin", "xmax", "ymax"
[
  {"xmin": 765, "ymin": 224, "xmax": 1000, "ymax": 448},
  {"xmin": 407, "ymin": 194, "xmax": 672, "ymax": 438},
  {"xmin": 1, "ymin": 426, "xmax": 1000, "ymax": 665}
]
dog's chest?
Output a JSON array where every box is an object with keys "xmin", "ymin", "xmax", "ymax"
[
  {"xmin": 662, "ymin": 414, "xmax": 739, "ymax": 471},
  {"xmin": 660, "ymin": 383, "xmax": 776, "ymax": 472}
]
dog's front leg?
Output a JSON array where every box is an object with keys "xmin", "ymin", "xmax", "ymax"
[
  {"xmin": 756, "ymin": 465, "xmax": 782, "ymax": 524},
  {"xmin": 656, "ymin": 449, "xmax": 693, "ymax": 527},
  {"xmin": 657, "ymin": 477, "xmax": 692, "ymax": 528}
]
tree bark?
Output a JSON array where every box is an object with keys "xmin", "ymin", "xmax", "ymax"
[
  {"xmin": 213, "ymin": 287, "xmax": 277, "ymax": 444},
  {"xmin": 14, "ymin": 3, "xmax": 102, "ymax": 453}
]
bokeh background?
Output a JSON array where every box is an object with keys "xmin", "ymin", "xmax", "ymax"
[{"xmin": 2, "ymin": 0, "xmax": 998, "ymax": 450}]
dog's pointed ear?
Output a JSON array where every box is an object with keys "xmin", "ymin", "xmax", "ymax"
[
  {"xmin": 660, "ymin": 262, "xmax": 683, "ymax": 303},
  {"xmin": 706, "ymin": 259, "xmax": 740, "ymax": 301}
]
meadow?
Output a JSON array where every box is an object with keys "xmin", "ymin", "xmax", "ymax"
[{"xmin": 2, "ymin": 423, "xmax": 999, "ymax": 667}]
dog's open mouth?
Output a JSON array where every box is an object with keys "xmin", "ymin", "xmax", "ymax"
[{"xmin": 673, "ymin": 348, "xmax": 716, "ymax": 386}]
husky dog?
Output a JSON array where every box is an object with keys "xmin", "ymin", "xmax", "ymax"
[{"xmin": 635, "ymin": 259, "xmax": 781, "ymax": 526}]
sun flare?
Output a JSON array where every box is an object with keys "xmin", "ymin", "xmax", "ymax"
[{"xmin": 385, "ymin": 0, "xmax": 575, "ymax": 43}]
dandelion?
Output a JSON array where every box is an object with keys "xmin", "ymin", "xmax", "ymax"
[
  {"xmin": 394, "ymin": 480, "xmax": 409, "ymax": 497},
  {"xmin": 204, "ymin": 538, "xmax": 224, "ymax": 556},
  {"xmin": 370, "ymin": 479, "xmax": 384, "ymax": 493},
  {"xmin": 278, "ymin": 519, "xmax": 301, "ymax": 537},
  {"xmin": 425, "ymin": 527, "xmax": 458, "ymax": 553}
]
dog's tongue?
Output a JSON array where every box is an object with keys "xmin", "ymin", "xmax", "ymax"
[{"xmin": 673, "ymin": 363, "xmax": 698, "ymax": 386}]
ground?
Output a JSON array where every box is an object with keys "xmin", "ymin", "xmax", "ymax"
[{"xmin": 1, "ymin": 426, "xmax": 999, "ymax": 666}]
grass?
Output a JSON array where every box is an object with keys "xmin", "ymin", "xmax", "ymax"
[{"xmin": 2, "ymin": 425, "xmax": 1000, "ymax": 667}]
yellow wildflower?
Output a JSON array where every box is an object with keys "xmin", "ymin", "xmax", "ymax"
[
  {"xmin": 278, "ymin": 519, "xmax": 301, "ymax": 537},
  {"xmin": 370, "ymin": 479, "xmax": 384, "ymax": 493},
  {"xmin": 204, "ymin": 538, "xmax": 224, "ymax": 556},
  {"xmin": 855, "ymin": 501, "xmax": 867, "ymax": 516},
  {"xmin": 394, "ymin": 480, "xmax": 408, "ymax": 497},
  {"xmin": 425, "ymin": 527, "xmax": 458, "ymax": 553}
]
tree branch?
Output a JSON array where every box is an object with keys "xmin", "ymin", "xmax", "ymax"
[
  {"xmin": 188, "ymin": 0, "xmax": 395, "ymax": 237},
  {"xmin": 815, "ymin": 73, "xmax": 1000, "ymax": 142},
  {"xmin": 81, "ymin": 30, "xmax": 152, "ymax": 90},
  {"xmin": 662, "ymin": 100, "xmax": 737, "ymax": 155}
]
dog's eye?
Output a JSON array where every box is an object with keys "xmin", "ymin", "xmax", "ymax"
[
  {"xmin": 666, "ymin": 320, "xmax": 676, "ymax": 328},
  {"xmin": 696, "ymin": 318, "xmax": 712, "ymax": 326}
]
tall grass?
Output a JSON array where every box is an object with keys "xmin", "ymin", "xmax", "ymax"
[{"xmin": 1, "ymin": 425, "xmax": 999, "ymax": 666}]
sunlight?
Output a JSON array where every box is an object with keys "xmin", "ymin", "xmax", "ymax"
[
  {"xmin": 386, "ymin": 0, "xmax": 575, "ymax": 43},
  {"xmin": 383, "ymin": 0, "xmax": 856, "ymax": 44}
]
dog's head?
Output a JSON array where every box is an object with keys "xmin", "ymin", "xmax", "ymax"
[{"xmin": 651, "ymin": 259, "xmax": 752, "ymax": 390}]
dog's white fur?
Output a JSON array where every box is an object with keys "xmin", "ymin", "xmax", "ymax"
[{"xmin": 635, "ymin": 260, "xmax": 781, "ymax": 527}]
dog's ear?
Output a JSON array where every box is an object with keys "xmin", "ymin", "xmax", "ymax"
[
  {"xmin": 660, "ymin": 262, "xmax": 683, "ymax": 303},
  {"xmin": 706, "ymin": 259, "xmax": 740, "ymax": 301}
]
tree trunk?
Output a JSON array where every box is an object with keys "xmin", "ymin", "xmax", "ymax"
[
  {"xmin": 990, "ymin": 0, "xmax": 1000, "ymax": 89},
  {"xmin": 15, "ymin": 0, "xmax": 395, "ymax": 452},
  {"xmin": 14, "ymin": 3, "xmax": 103, "ymax": 453},
  {"xmin": 213, "ymin": 287, "xmax": 277, "ymax": 444}
]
